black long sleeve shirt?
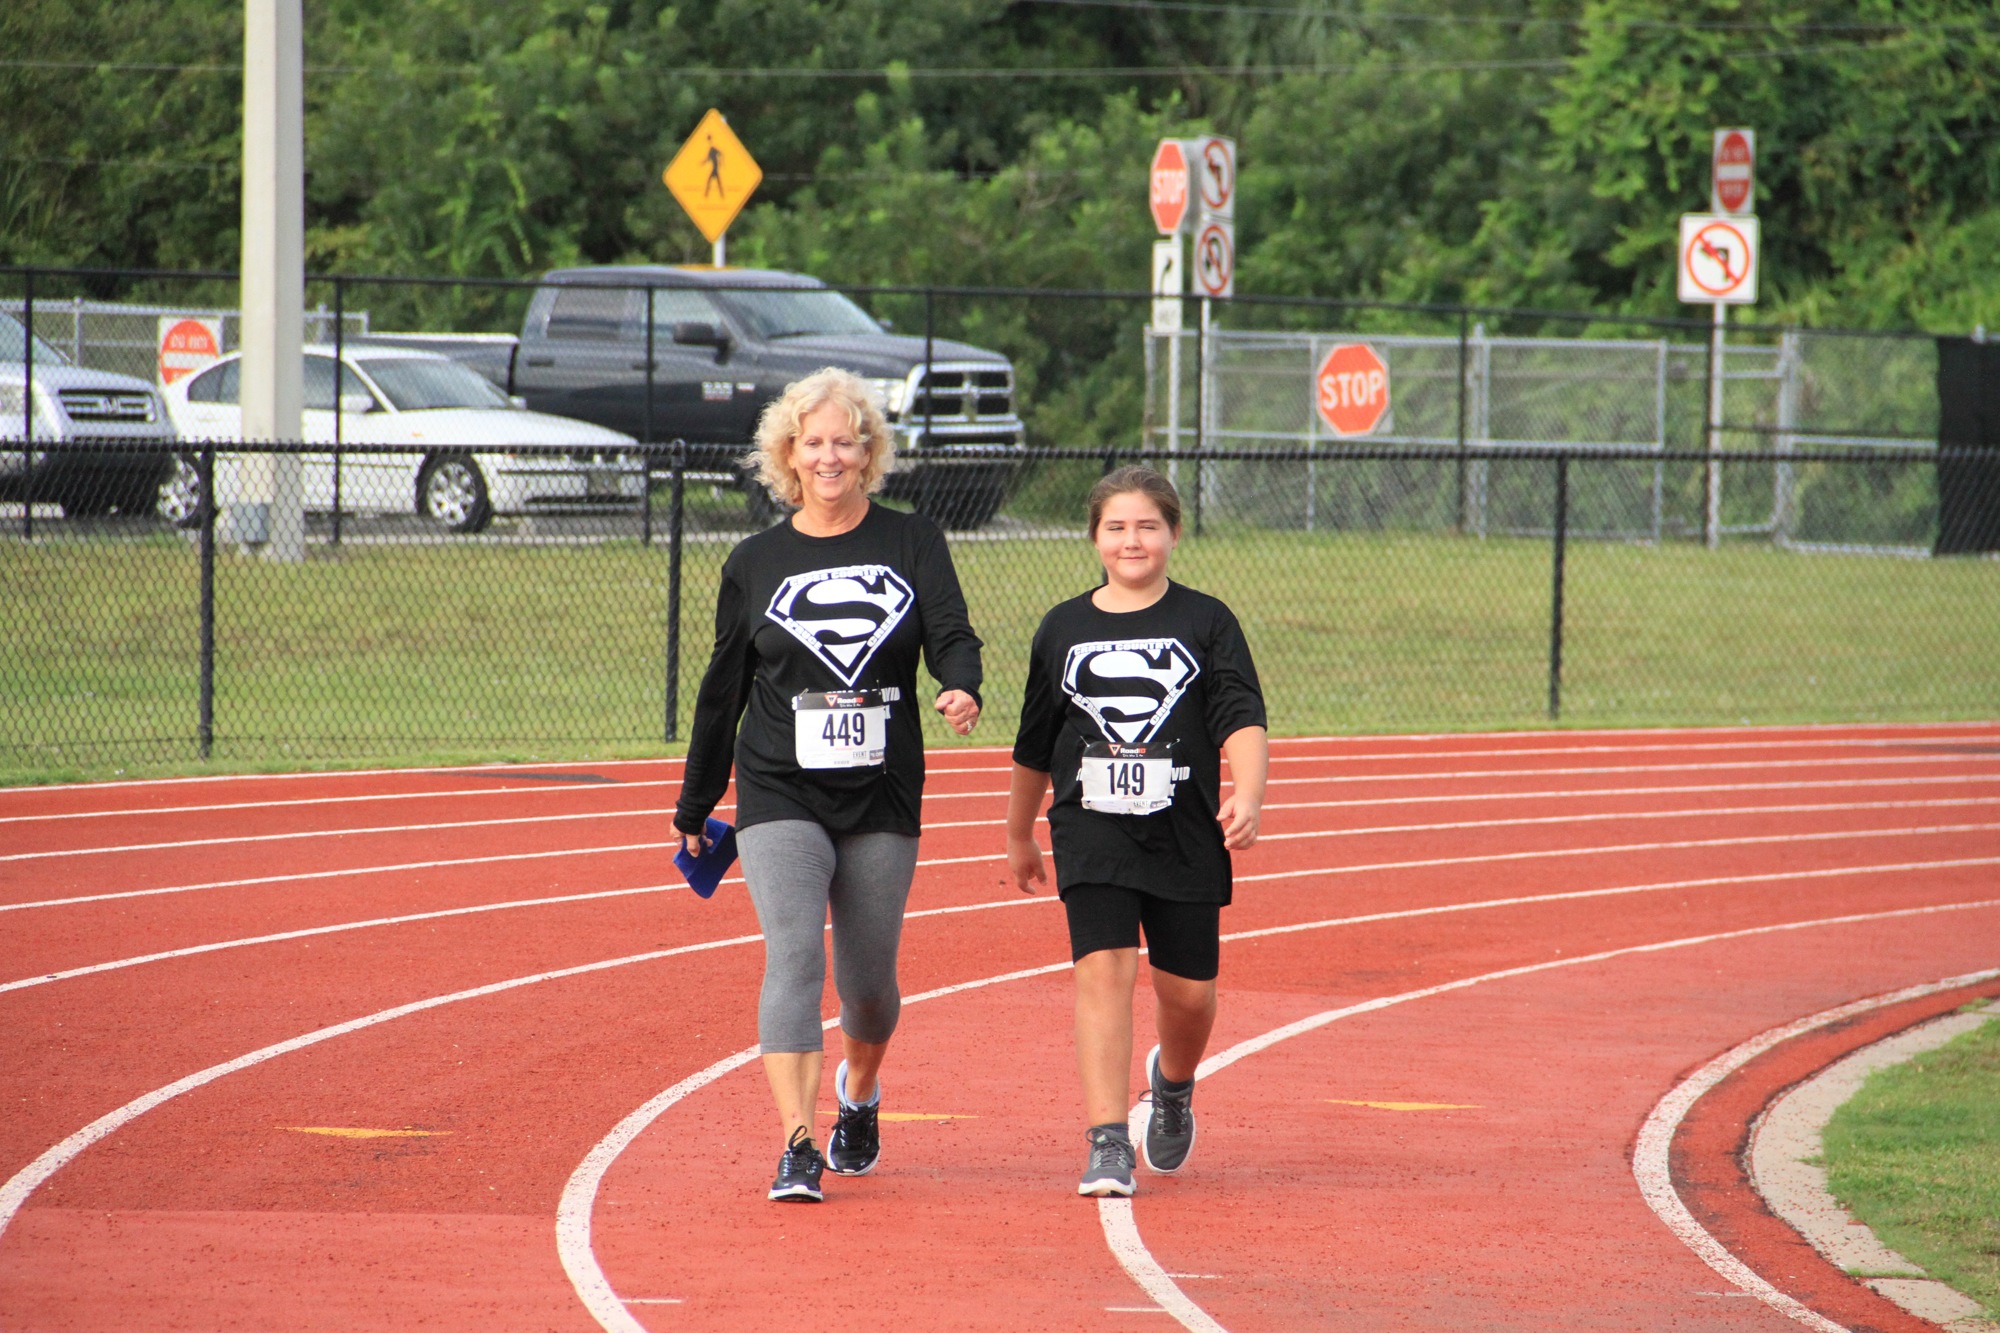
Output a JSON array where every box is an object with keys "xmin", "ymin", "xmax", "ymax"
[{"xmin": 674, "ymin": 503, "xmax": 983, "ymax": 838}]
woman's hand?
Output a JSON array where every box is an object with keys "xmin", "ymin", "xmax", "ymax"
[
  {"xmin": 1007, "ymin": 833, "xmax": 1048, "ymax": 895},
  {"xmin": 1216, "ymin": 794, "xmax": 1261, "ymax": 850},
  {"xmin": 680, "ymin": 831, "xmax": 708, "ymax": 859},
  {"xmin": 934, "ymin": 689, "xmax": 980, "ymax": 736}
]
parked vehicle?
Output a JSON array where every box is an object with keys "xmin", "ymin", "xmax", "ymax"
[
  {"xmin": 0, "ymin": 313, "xmax": 178, "ymax": 516},
  {"xmin": 368, "ymin": 267, "xmax": 1026, "ymax": 528},
  {"xmin": 160, "ymin": 346, "xmax": 641, "ymax": 533}
]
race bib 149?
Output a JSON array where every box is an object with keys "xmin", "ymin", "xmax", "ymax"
[{"xmin": 1079, "ymin": 740, "xmax": 1176, "ymax": 815}]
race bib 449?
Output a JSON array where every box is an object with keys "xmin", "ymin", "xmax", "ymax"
[{"xmin": 793, "ymin": 688, "xmax": 898, "ymax": 769}]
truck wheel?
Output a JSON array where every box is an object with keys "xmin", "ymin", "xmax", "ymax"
[
  {"xmin": 418, "ymin": 453, "xmax": 493, "ymax": 533},
  {"xmin": 158, "ymin": 455, "xmax": 204, "ymax": 528},
  {"xmin": 915, "ymin": 469, "xmax": 1008, "ymax": 530}
]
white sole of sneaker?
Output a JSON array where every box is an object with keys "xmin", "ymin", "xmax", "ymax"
[
  {"xmin": 768, "ymin": 1187, "xmax": 824, "ymax": 1202},
  {"xmin": 1077, "ymin": 1179, "xmax": 1136, "ymax": 1197}
]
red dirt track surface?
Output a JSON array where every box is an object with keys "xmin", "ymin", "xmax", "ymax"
[{"xmin": 3, "ymin": 723, "xmax": 1998, "ymax": 1331}]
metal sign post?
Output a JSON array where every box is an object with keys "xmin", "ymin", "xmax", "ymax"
[{"xmin": 1678, "ymin": 209, "xmax": 1760, "ymax": 548}]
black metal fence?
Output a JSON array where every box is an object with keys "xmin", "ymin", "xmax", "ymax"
[{"xmin": 4, "ymin": 439, "xmax": 1995, "ymax": 782}]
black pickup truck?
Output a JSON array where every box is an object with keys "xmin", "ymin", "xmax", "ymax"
[{"xmin": 373, "ymin": 266, "xmax": 1025, "ymax": 528}]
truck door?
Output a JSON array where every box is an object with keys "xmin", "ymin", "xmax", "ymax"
[
  {"xmin": 646, "ymin": 286, "xmax": 758, "ymax": 446},
  {"xmin": 515, "ymin": 284, "xmax": 645, "ymax": 436}
]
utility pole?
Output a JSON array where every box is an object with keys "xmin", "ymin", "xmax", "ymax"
[{"xmin": 239, "ymin": 0, "xmax": 305, "ymax": 560}]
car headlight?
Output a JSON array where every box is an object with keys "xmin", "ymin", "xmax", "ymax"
[{"xmin": 864, "ymin": 377, "xmax": 908, "ymax": 417}]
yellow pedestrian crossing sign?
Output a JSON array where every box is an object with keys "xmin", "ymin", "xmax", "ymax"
[{"xmin": 663, "ymin": 109, "xmax": 762, "ymax": 245}]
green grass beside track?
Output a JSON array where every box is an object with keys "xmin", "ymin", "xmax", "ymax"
[
  {"xmin": 2, "ymin": 525, "xmax": 1996, "ymax": 785},
  {"xmin": 1824, "ymin": 1012, "xmax": 2000, "ymax": 1321}
]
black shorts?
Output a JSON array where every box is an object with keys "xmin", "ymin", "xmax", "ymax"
[{"xmin": 1060, "ymin": 882, "xmax": 1220, "ymax": 981}]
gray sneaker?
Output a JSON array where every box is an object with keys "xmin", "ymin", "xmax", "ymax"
[
  {"xmin": 1078, "ymin": 1126, "xmax": 1136, "ymax": 1197},
  {"xmin": 1141, "ymin": 1045, "xmax": 1196, "ymax": 1174}
]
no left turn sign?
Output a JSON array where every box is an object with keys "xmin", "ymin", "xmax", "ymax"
[
  {"xmin": 1194, "ymin": 219, "xmax": 1234, "ymax": 298},
  {"xmin": 1677, "ymin": 214, "xmax": 1759, "ymax": 304}
]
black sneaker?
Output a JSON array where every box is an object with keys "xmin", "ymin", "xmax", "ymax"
[
  {"xmin": 1077, "ymin": 1126, "xmax": 1136, "ymax": 1197},
  {"xmin": 827, "ymin": 1059, "xmax": 881, "ymax": 1176},
  {"xmin": 1141, "ymin": 1045, "xmax": 1196, "ymax": 1174},
  {"xmin": 769, "ymin": 1125, "xmax": 825, "ymax": 1202}
]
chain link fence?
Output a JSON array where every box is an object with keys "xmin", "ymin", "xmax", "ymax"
[{"xmin": 3, "ymin": 265, "xmax": 1996, "ymax": 782}]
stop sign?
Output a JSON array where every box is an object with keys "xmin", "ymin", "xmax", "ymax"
[
  {"xmin": 158, "ymin": 317, "xmax": 222, "ymax": 386},
  {"xmin": 1149, "ymin": 139, "xmax": 1189, "ymax": 235},
  {"xmin": 1315, "ymin": 343, "xmax": 1390, "ymax": 437}
]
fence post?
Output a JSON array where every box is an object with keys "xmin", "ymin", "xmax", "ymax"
[
  {"xmin": 198, "ymin": 444, "xmax": 217, "ymax": 759},
  {"xmin": 923, "ymin": 288, "xmax": 934, "ymax": 447},
  {"xmin": 663, "ymin": 438, "xmax": 685, "ymax": 744},
  {"xmin": 1547, "ymin": 453, "xmax": 1569, "ymax": 721},
  {"xmin": 331, "ymin": 276, "xmax": 344, "ymax": 546},
  {"xmin": 1455, "ymin": 307, "xmax": 1470, "ymax": 532},
  {"xmin": 21, "ymin": 266, "xmax": 34, "ymax": 541},
  {"xmin": 643, "ymin": 287, "xmax": 657, "ymax": 547},
  {"xmin": 1193, "ymin": 297, "xmax": 1208, "ymax": 536}
]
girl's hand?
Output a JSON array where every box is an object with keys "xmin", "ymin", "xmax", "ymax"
[
  {"xmin": 1007, "ymin": 834, "xmax": 1048, "ymax": 894},
  {"xmin": 1217, "ymin": 794, "xmax": 1261, "ymax": 850},
  {"xmin": 934, "ymin": 689, "xmax": 980, "ymax": 735},
  {"xmin": 680, "ymin": 831, "xmax": 708, "ymax": 859}
]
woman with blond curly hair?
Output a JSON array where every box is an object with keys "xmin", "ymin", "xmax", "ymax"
[{"xmin": 674, "ymin": 367, "xmax": 984, "ymax": 1202}]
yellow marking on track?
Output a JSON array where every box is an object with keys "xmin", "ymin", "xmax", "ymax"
[
  {"xmin": 817, "ymin": 1111, "xmax": 972, "ymax": 1122},
  {"xmin": 1324, "ymin": 1099, "xmax": 1480, "ymax": 1112},
  {"xmin": 281, "ymin": 1126, "xmax": 451, "ymax": 1139}
]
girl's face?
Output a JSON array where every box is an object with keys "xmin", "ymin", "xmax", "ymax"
[
  {"xmin": 788, "ymin": 400, "xmax": 870, "ymax": 508},
  {"xmin": 1093, "ymin": 491, "xmax": 1178, "ymax": 591}
]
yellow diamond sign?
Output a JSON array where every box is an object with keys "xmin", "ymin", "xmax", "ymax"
[{"xmin": 663, "ymin": 109, "xmax": 762, "ymax": 244}]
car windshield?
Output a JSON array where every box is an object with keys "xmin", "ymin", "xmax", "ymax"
[
  {"xmin": 717, "ymin": 288, "xmax": 883, "ymax": 340},
  {"xmin": 0, "ymin": 313, "xmax": 71, "ymax": 366},
  {"xmin": 362, "ymin": 358, "xmax": 511, "ymax": 411}
]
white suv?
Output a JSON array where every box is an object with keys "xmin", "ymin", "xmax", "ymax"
[{"xmin": 1, "ymin": 314, "xmax": 177, "ymax": 516}]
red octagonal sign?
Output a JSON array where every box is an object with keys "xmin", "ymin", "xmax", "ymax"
[
  {"xmin": 1315, "ymin": 343, "xmax": 1390, "ymax": 437},
  {"xmin": 1149, "ymin": 139, "xmax": 1189, "ymax": 235}
]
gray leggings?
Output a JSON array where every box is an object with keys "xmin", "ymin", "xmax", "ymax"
[{"xmin": 735, "ymin": 820, "xmax": 920, "ymax": 1053}]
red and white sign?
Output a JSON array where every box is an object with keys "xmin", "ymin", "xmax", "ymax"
[
  {"xmin": 1677, "ymin": 213, "xmax": 1759, "ymax": 304},
  {"xmin": 157, "ymin": 316, "xmax": 223, "ymax": 386},
  {"xmin": 1711, "ymin": 128, "xmax": 1755, "ymax": 216},
  {"xmin": 1192, "ymin": 135, "xmax": 1235, "ymax": 219},
  {"xmin": 1150, "ymin": 139, "xmax": 1190, "ymax": 235},
  {"xmin": 1193, "ymin": 219, "xmax": 1234, "ymax": 298},
  {"xmin": 1315, "ymin": 343, "xmax": 1390, "ymax": 437}
]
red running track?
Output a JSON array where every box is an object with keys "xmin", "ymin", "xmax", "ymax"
[{"xmin": 1, "ymin": 722, "xmax": 1997, "ymax": 1331}]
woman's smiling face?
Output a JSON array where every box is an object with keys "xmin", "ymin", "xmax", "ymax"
[
  {"xmin": 788, "ymin": 400, "xmax": 870, "ymax": 509},
  {"xmin": 1092, "ymin": 490, "xmax": 1178, "ymax": 592}
]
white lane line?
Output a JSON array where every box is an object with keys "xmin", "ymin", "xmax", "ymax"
[
  {"xmin": 1263, "ymin": 734, "xmax": 2000, "ymax": 764},
  {"xmin": 1234, "ymin": 824, "xmax": 2000, "ymax": 886},
  {"xmin": 0, "ymin": 888, "xmax": 1048, "ymax": 996},
  {"xmin": 1100, "ymin": 1202, "xmax": 1228, "ymax": 1332},
  {"xmin": 13, "ymin": 791, "xmax": 1989, "ymax": 915},
  {"xmin": 1222, "ymin": 857, "xmax": 2000, "ymax": 948},
  {"xmin": 0, "ymin": 934, "xmax": 756, "ymax": 1244},
  {"xmin": 13, "ymin": 836, "xmax": 2000, "ymax": 998},
  {"xmin": 1633, "ymin": 971, "xmax": 2000, "ymax": 1333},
  {"xmin": 1263, "ymin": 753, "xmax": 2000, "ymax": 788},
  {"xmin": 1263, "ymin": 772, "xmax": 2000, "ymax": 812},
  {"xmin": 1254, "ymin": 798, "xmax": 2000, "ymax": 842},
  {"xmin": 14, "ymin": 742, "xmax": 1995, "ymax": 830},
  {"xmin": 1108, "ymin": 903, "xmax": 2000, "ymax": 1333},
  {"xmin": 555, "ymin": 957, "xmax": 1075, "ymax": 1333},
  {"xmin": 0, "ymin": 818, "xmax": 681, "ymax": 863},
  {"xmin": 0, "ymin": 781, "xmax": 685, "ymax": 826},
  {"xmin": 1265, "ymin": 722, "xmax": 2000, "ymax": 745},
  {"xmin": 1, "ymin": 846, "xmax": 1990, "ymax": 1322}
]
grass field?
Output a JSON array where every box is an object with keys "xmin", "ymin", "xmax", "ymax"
[
  {"xmin": 1824, "ymin": 1011, "xmax": 2000, "ymax": 1320},
  {"xmin": 2, "ymin": 521, "xmax": 1996, "ymax": 785}
]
